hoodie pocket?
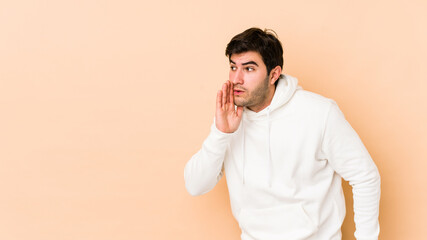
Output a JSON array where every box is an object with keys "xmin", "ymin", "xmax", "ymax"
[{"xmin": 239, "ymin": 204, "xmax": 317, "ymax": 240}]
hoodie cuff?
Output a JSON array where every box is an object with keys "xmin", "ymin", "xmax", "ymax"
[{"xmin": 202, "ymin": 123, "xmax": 235, "ymax": 152}]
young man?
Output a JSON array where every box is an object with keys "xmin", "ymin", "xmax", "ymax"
[{"xmin": 184, "ymin": 28, "xmax": 380, "ymax": 240}]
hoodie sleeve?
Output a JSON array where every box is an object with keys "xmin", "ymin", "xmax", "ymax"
[
  {"xmin": 184, "ymin": 122, "xmax": 234, "ymax": 196},
  {"xmin": 322, "ymin": 102, "xmax": 381, "ymax": 240}
]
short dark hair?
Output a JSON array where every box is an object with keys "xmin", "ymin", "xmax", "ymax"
[{"xmin": 225, "ymin": 27, "xmax": 284, "ymax": 76}]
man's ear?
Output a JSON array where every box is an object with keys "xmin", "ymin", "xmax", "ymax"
[{"xmin": 269, "ymin": 66, "xmax": 282, "ymax": 85}]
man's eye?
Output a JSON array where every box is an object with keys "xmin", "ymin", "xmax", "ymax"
[
  {"xmin": 246, "ymin": 67, "xmax": 254, "ymax": 72},
  {"xmin": 230, "ymin": 66, "xmax": 237, "ymax": 71}
]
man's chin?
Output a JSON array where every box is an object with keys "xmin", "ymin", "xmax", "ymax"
[
  {"xmin": 233, "ymin": 101, "xmax": 246, "ymax": 107},
  {"xmin": 233, "ymin": 97, "xmax": 245, "ymax": 107}
]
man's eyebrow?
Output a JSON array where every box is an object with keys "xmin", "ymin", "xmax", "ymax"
[
  {"xmin": 242, "ymin": 61, "xmax": 258, "ymax": 66},
  {"xmin": 229, "ymin": 59, "xmax": 259, "ymax": 66}
]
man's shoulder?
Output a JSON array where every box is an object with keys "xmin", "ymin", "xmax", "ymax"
[{"xmin": 292, "ymin": 89, "xmax": 335, "ymax": 109}]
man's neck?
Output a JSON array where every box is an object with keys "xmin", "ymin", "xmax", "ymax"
[{"xmin": 248, "ymin": 86, "xmax": 276, "ymax": 113}]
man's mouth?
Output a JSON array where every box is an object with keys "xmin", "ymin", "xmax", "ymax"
[{"xmin": 234, "ymin": 89, "xmax": 244, "ymax": 96}]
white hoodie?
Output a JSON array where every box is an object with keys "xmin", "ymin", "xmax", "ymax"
[{"xmin": 184, "ymin": 75, "xmax": 380, "ymax": 240}]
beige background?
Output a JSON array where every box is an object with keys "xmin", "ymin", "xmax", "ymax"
[{"xmin": 1, "ymin": 0, "xmax": 426, "ymax": 239}]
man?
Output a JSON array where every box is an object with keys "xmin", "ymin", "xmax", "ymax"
[{"xmin": 184, "ymin": 28, "xmax": 380, "ymax": 240}]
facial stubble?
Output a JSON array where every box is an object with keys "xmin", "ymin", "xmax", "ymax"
[{"xmin": 233, "ymin": 75, "xmax": 270, "ymax": 110}]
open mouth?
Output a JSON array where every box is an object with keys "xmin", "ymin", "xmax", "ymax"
[{"xmin": 234, "ymin": 89, "xmax": 244, "ymax": 95}]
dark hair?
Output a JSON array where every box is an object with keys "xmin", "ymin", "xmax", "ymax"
[{"xmin": 225, "ymin": 27, "xmax": 284, "ymax": 76}]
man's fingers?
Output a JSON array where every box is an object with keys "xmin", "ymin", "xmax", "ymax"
[
  {"xmin": 222, "ymin": 83, "xmax": 227, "ymax": 108},
  {"xmin": 236, "ymin": 106, "xmax": 243, "ymax": 117},
  {"xmin": 216, "ymin": 90, "xmax": 222, "ymax": 109},
  {"xmin": 219, "ymin": 81, "xmax": 236, "ymax": 111},
  {"xmin": 228, "ymin": 81, "xmax": 234, "ymax": 105}
]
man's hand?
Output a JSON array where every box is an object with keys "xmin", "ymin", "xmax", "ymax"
[{"xmin": 215, "ymin": 81, "xmax": 243, "ymax": 133}]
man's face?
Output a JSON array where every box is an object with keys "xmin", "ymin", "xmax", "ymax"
[{"xmin": 229, "ymin": 51, "xmax": 273, "ymax": 112}]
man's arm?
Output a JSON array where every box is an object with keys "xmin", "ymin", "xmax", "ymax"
[
  {"xmin": 184, "ymin": 123, "xmax": 231, "ymax": 196},
  {"xmin": 184, "ymin": 81, "xmax": 243, "ymax": 196},
  {"xmin": 322, "ymin": 101, "xmax": 381, "ymax": 240}
]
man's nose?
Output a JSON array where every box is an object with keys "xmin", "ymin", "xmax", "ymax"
[{"xmin": 231, "ymin": 70, "xmax": 244, "ymax": 85}]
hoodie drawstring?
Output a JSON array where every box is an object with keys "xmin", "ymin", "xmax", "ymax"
[
  {"xmin": 240, "ymin": 75, "xmax": 300, "ymax": 187},
  {"xmin": 241, "ymin": 108, "xmax": 273, "ymax": 187},
  {"xmin": 267, "ymin": 107, "xmax": 273, "ymax": 187},
  {"xmin": 242, "ymin": 119, "xmax": 246, "ymax": 185}
]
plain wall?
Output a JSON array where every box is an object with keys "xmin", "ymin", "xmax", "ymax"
[{"xmin": 1, "ymin": 0, "xmax": 426, "ymax": 239}]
